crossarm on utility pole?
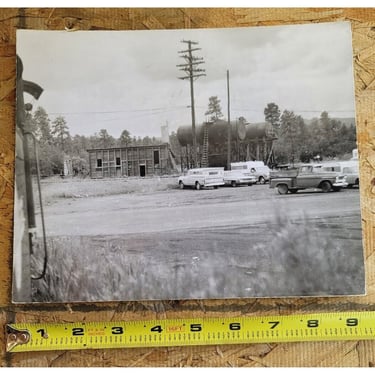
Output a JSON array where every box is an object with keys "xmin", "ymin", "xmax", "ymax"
[{"xmin": 177, "ymin": 39, "xmax": 206, "ymax": 168}]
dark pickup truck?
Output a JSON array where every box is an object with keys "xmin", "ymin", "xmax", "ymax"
[{"xmin": 269, "ymin": 164, "xmax": 348, "ymax": 194}]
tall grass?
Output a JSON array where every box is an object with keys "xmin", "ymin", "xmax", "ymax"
[
  {"xmin": 31, "ymin": 236, "xmax": 236, "ymax": 302},
  {"xmin": 37, "ymin": 176, "xmax": 178, "ymax": 205},
  {"xmin": 250, "ymin": 211, "xmax": 364, "ymax": 296},
  {"xmin": 30, "ymin": 211, "xmax": 364, "ymax": 302}
]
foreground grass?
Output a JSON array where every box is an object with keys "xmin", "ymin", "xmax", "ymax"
[
  {"xmin": 37, "ymin": 175, "xmax": 179, "ymax": 205},
  {"xmin": 30, "ymin": 211, "xmax": 365, "ymax": 302}
]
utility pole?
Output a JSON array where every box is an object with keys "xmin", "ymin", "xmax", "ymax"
[
  {"xmin": 177, "ymin": 40, "xmax": 205, "ymax": 168},
  {"xmin": 226, "ymin": 70, "xmax": 231, "ymax": 170}
]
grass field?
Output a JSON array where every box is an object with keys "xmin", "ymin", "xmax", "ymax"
[
  {"xmin": 37, "ymin": 175, "xmax": 178, "ymax": 205},
  {"xmin": 30, "ymin": 212, "xmax": 364, "ymax": 302}
]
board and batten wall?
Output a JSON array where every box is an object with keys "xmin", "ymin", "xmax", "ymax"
[
  {"xmin": 0, "ymin": 8, "xmax": 375, "ymax": 367},
  {"xmin": 87, "ymin": 144, "xmax": 171, "ymax": 178}
]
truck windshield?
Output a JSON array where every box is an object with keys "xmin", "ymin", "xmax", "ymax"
[{"xmin": 231, "ymin": 166, "xmax": 247, "ymax": 170}]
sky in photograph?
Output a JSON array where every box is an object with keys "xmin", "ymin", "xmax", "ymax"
[{"xmin": 17, "ymin": 22, "xmax": 356, "ymax": 139}]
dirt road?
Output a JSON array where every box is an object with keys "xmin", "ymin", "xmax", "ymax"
[{"xmin": 39, "ymin": 184, "xmax": 361, "ymax": 236}]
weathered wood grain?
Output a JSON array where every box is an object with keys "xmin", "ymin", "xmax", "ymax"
[{"xmin": 0, "ymin": 8, "xmax": 374, "ymax": 367}]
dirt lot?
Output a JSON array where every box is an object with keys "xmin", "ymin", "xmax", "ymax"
[{"xmin": 31, "ymin": 177, "xmax": 365, "ymax": 302}]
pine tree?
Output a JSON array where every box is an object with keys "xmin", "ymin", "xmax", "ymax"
[
  {"xmin": 33, "ymin": 106, "xmax": 52, "ymax": 144},
  {"xmin": 205, "ymin": 96, "xmax": 223, "ymax": 121},
  {"xmin": 98, "ymin": 129, "xmax": 115, "ymax": 148},
  {"xmin": 118, "ymin": 129, "xmax": 131, "ymax": 146},
  {"xmin": 264, "ymin": 102, "xmax": 281, "ymax": 129},
  {"xmin": 51, "ymin": 116, "xmax": 70, "ymax": 151}
]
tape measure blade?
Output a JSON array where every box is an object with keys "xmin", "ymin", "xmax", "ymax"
[{"xmin": 5, "ymin": 312, "xmax": 375, "ymax": 352}]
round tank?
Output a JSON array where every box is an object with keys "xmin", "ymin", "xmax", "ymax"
[
  {"xmin": 176, "ymin": 125, "xmax": 204, "ymax": 146},
  {"xmin": 245, "ymin": 123, "xmax": 276, "ymax": 140},
  {"xmin": 176, "ymin": 119, "xmax": 246, "ymax": 146}
]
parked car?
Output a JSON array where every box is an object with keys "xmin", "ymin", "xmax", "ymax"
[
  {"xmin": 314, "ymin": 161, "xmax": 359, "ymax": 188},
  {"xmin": 270, "ymin": 164, "xmax": 348, "ymax": 194},
  {"xmin": 230, "ymin": 161, "xmax": 270, "ymax": 184},
  {"xmin": 178, "ymin": 168, "xmax": 225, "ymax": 190},
  {"xmin": 223, "ymin": 169, "xmax": 257, "ymax": 187},
  {"xmin": 342, "ymin": 165, "xmax": 359, "ymax": 187}
]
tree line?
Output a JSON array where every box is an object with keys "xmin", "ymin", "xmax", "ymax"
[
  {"xmin": 203, "ymin": 97, "xmax": 357, "ymax": 165},
  {"xmin": 26, "ymin": 106, "xmax": 162, "ymax": 176},
  {"xmin": 26, "ymin": 100, "xmax": 357, "ymax": 177},
  {"xmin": 198, "ymin": 97, "xmax": 357, "ymax": 165},
  {"xmin": 264, "ymin": 102, "xmax": 357, "ymax": 165}
]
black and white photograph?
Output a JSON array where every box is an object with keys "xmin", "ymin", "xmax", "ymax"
[{"xmin": 13, "ymin": 22, "xmax": 365, "ymax": 303}]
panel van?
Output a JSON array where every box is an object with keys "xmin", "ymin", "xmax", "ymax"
[{"xmin": 230, "ymin": 161, "xmax": 270, "ymax": 184}]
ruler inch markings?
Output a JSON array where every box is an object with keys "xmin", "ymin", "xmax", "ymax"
[{"xmin": 5, "ymin": 312, "xmax": 375, "ymax": 352}]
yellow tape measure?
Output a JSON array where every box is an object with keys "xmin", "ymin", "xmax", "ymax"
[{"xmin": 5, "ymin": 311, "xmax": 375, "ymax": 352}]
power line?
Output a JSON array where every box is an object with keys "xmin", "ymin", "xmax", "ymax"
[
  {"xmin": 95, "ymin": 107, "xmax": 188, "ymax": 123},
  {"xmin": 48, "ymin": 105, "xmax": 189, "ymax": 116},
  {"xmin": 231, "ymin": 108, "xmax": 355, "ymax": 113}
]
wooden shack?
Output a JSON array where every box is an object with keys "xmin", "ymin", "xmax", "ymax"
[{"xmin": 87, "ymin": 144, "xmax": 175, "ymax": 178}]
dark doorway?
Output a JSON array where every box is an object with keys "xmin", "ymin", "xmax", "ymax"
[{"xmin": 139, "ymin": 165, "xmax": 146, "ymax": 177}]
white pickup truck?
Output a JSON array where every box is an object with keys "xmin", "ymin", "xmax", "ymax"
[
  {"xmin": 178, "ymin": 168, "xmax": 225, "ymax": 190},
  {"xmin": 223, "ymin": 169, "xmax": 257, "ymax": 187}
]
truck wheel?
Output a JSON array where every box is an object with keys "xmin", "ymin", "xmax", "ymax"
[
  {"xmin": 259, "ymin": 176, "xmax": 266, "ymax": 184},
  {"xmin": 277, "ymin": 184, "xmax": 288, "ymax": 195},
  {"xmin": 213, "ymin": 186, "xmax": 218, "ymax": 189},
  {"xmin": 320, "ymin": 181, "xmax": 332, "ymax": 193},
  {"xmin": 231, "ymin": 181, "xmax": 237, "ymax": 187},
  {"xmin": 179, "ymin": 181, "xmax": 185, "ymax": 189},
  {"xmin": 195, "ymin": 181, "xmax": 202, "ymax": 190}
]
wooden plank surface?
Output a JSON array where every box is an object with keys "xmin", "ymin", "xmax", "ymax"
[{"xmin": 0, "ymin": 8, "xmax": 374, "ymax": 367}]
